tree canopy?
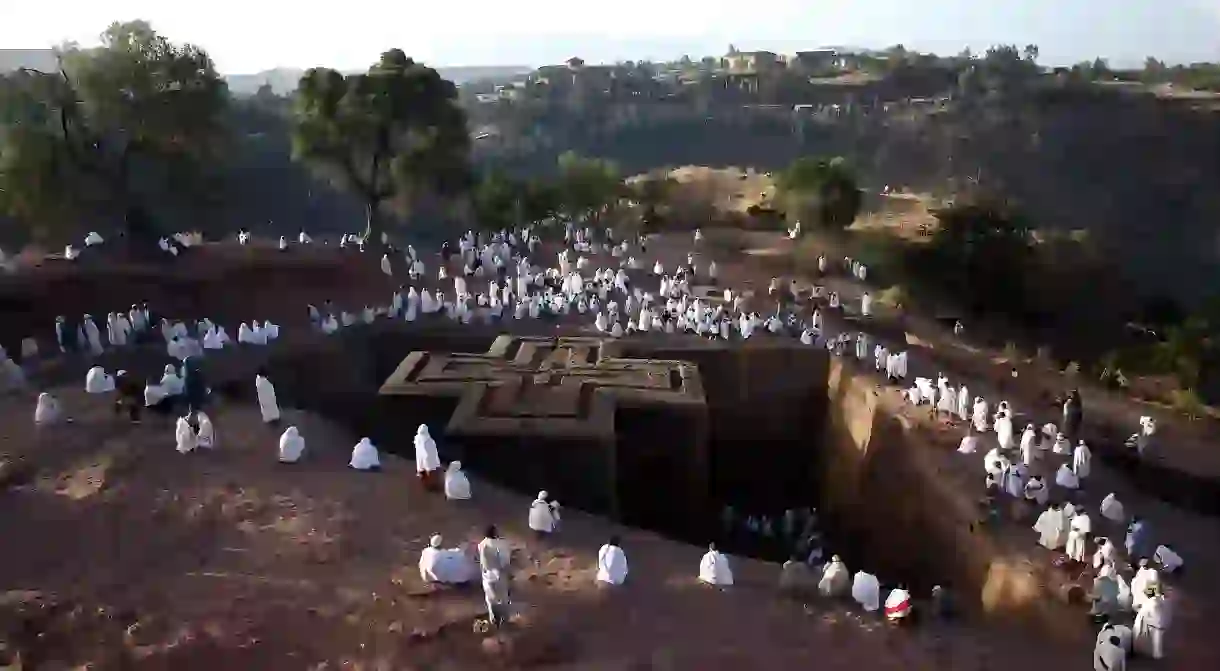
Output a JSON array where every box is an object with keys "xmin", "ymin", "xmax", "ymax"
[
  {"xmin": 776, "ymin": 156, "xmax": 862, "ymax": 232},
  {"xmin": 291, "ymin": 50, "xmax": 472, "ymax": 245},
  {"xmin": 0, "ymin": 21, "xmax": 228, "ymax": 244}
]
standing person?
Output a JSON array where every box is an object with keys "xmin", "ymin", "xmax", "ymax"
[
  {"xmin": 1063, "ymin": 390, "xmax": 1083, "ymax": 441},
  {"xmin": 478, "ymin": 525, "xmax": 512, "ymax": 627}
]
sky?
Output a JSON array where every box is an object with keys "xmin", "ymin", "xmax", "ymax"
[{"xmin": 2, "ymin": 0, "xmax": 1218, "ymax": 74}]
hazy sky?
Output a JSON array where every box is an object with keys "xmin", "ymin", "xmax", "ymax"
[{"xmin": 3, "ymin": 0, "xmax": 1218, "ymax": 73}]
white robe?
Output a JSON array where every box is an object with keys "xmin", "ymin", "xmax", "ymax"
[
  {"xmin": 1074, "ymin": 443, "xmax": 1092, "ymax": 479},
  {"xmin": 1154, "ymin": 545, "xmax": 1183, "ymax": 573},
  {"xmin": 444, "ymin": 462, "xmax": 471, "ymax": 500},
  {"xmin": 1033, "ymin": 507, "xmax": 1066, "ymax": 550},
  {"xmin": 1094, "ymin": 636, "xmax": 1127, "ymax": 671},
  {"xmin": 85, "ymin": 367, "xmax": 115, "ymax": 393},
  {"xmin": 1131, "ymin": 567, "xmax": 1161, "ymax": 611},
  {"xmin": 278, "ymin": 427, "xmax": 305, "ymax": 463},
  {"xmin": 349, "ymin": 438, "xmax": 380, "ymax": 470},
  {"xmin": 419, "ymin": 546, "xmax": 477, "ymax": 584},
  {"xmin": 175, "ymin": 417, "xmax": 198, "ymax": 454},
  {"xmin": 414, "ymin": 426, "xmax": 441, "ymax": 473},
  {"xmin": 196, "ymin": 412, "xmax": 215, "ymax": 448},
  {"xmin": 34, "ymin": 393, "xmax": 61, "ymax": 425},
  {"xmin": 529, "ymin": 499, "xmax": 558, "ymax": 533},
  {"xmin": 1019, "ymin": 428, "xmax": 1038, "ymax": 465},
  {"xmin": 957, "ymin": 435, "xmax": 979, "ymax": 453},
  {"xmin": 698, "ymin": 550, "xmax": 733, "ymax": 586},
  {"xmin": 1132, "ymin": 596, "xmax": 1166, "ymax": 659},
  {"xmin": 818, "ymin": 559, "xmax": 850, "ymax": 597},
  {"xmin": 1100, "ymin": 493, "xmax": 1125, "ymax": 523},
  {"xmin": 1055, "ymin": 463, "xmax": 1079, "ymax": 489},
  {"xmin": 1066, "ymin": 514, "xmax": 1091, "ymax": 562},
  {"xmin": 596, "ymin": 544, "xmax": 629, "ymax": 585},
  {"xmin": 851, "ymin": 571, "xmax": 881, "ymax": 611},
  {"xmin": 994, "ymin": 416, "xmax": 1014, "ymax": 449},
  {"xmin": 255, "ymin": 375, "xmax": 280, "ymax": 423}
]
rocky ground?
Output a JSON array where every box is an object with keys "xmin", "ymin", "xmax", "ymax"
[{"xmin": 1, "ymin": 230, "xmax": 1216, "ymax": 669}]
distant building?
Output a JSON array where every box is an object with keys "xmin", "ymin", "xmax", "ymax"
[
  {"xmin": 790, "ymin": 50, "xmax": 842, "ymax": 72},
  {"xmin": 725, "ymin": 51, "xmax": 782, "ymax": 75}
]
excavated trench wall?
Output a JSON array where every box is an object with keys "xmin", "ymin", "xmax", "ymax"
[{"xmin": 819, "ymin": 358, "xmax": 1086, "ymax": 639}]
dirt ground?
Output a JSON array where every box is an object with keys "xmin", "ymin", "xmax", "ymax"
[{"xmin": 1, "ymin": 231, "xmax": 1217, "ymax": 669}]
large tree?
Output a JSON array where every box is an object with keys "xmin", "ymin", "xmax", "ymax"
[
  {"xmin": 553, "ymin": 151, "xmax": 621, "ymax": 223},
  {"xmin": 0, "ymin": 21, "xmax": 228, "ymax": 244},
  {"xmin": 776, "ymin": 156, "xmax": 862, "ymax": 233},
  {"xmin": 291, "ymin": 50, "xmax": 471, "ymax": 246}
]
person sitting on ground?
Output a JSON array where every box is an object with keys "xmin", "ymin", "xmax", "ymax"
[
  {"xmin": 349, "ymin": 437, "xmax": 380, "ymax": 471},
  {"xmin": 419, "ymin": 534, "xmax": 478, "ymax": 585},
  {"xmin": 596, "ymin": 536, "xmax": 629, "ymax": 586},
  {"xmin": 34, "ymin": 392, "xmax": 62, "ymax": 425},
  {"xmin": 698, "ymin": 542, "xmax": 733, "ymax": 587},
  {"xmin": 278, "ymin": 426, "xmax": 305, "ymax": 464},
  {"xmin": 444, "ymin": 461, "xmax": 471, "ymax": 500}
]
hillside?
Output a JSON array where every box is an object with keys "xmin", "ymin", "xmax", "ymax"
[{"xmin": 225, "ymin": 65, "xmax": 535, "ymax": 96}]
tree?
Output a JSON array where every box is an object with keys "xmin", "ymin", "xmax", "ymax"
[
  {"xmin": 472, "ymin": 168, "xmax": 521, "ymax": 231},
  {"xmin": 776, "ymin": 156, "xmax": 862, "ymax": 232},
  {"xmin": 291, "ymin": 49, "xmax": 471, "ymax": 247},
  {"xmin": 627, "ymin": 174, "xmax": 676, "ymax": 234},
  {"xmin": 553, "ymin": 151, "xmax": 621, "ymax": 222},
  {"xmin": 922, "ymin": 196, "xmax": 1033, "ymax": 312},
  {"xmin": 0, "ymin": 21, "xmax": 228, "ymax": 244}
]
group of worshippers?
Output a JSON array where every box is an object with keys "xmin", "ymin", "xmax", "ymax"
[
  {"xmin": 944, "ymin": 384, "xmax": 1179, "ymax": 663},
  {"xmin": 720, "ymin": 505, "xmax": 825, "ymax": 563}
]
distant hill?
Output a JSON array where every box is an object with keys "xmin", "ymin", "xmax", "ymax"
[{"xmin": 225, "ymin": 65, "xmax": 535, "ymax": 96}]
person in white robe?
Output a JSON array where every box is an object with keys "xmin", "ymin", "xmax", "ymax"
[
  {"xmin": 851, "ymin": 571, "xmax": 881, "ymax": 611},
  {"xmin": 1004, "ymin": 462, "xmax": 1027, "ymax": 498},
  {"xmin": 972, "ymin": 397, "xmax": 989, "ymax": 432},
  {"xmin": 1130, "ymin": 559, "xmax": 1161, "ymax": 611},
  {"xmin": 860, "ymin": 292, "xmax": 872, "ymax": 317},
  {"xmin": 255, "ymin": 371, "xmax": 280, "ymax": 423},
  {"xmin": 202, "ymin": 328, "xmax": 223, "ymax": 350},
  {"xmin": 1095, "ymin": 631, "xmax": 1128, "ymax": 671},
  {"xmin": 195, "ymin": 411, "xmax": 216, "ymax": 448},
  {"xmin": 414, "ymin": 424, "xmax": 442, "ymax": 490},
  {"xmin": 528, "ymin": 491, "xmax": 559, "ymax": 536},
  {"xmin": 884, "ymin": 587, "xmax": 913, "ymax": 623},
  {"xmin": 1093, "ymin": 537, "xmax": 1118, "ymax": 570},
  {"xmin": 1074, "ymin": 440, "xmax": 1092, "ymax": 479},
  {"xmin": 84, "ymin": 231, "xmax": 104, "ymax": 246},
  {"xmin": 818, "ymin": 555, "xmax": 850, "ymax": 597},
  {"xmin": 1153, "ymin": 545, "xmax": 1183, "ymax": 574},
  {"xmin": 278, "ymin": 426, "xmax": 305, "ymax": 463},
  {"xmin": 1019, "ymin": 424, "xmax": 1038, "ymax": 465},
  {"xmin": 1055, "ymin": 463, "xmax": 1080, "ymax": 490},
  {"xmin": 1033, "ymin": 504, "xmax": 1067, "ymax": 550},
  {"xmin": 596, "ymin": 537, "xmax": 629, "ymax": 585},
  {"xmin": 380, "ymin": 254, "xmax": 392, "ymax": 276},
  {"xmin": 994, "ymin": 411, "xmax": 1014, "ymax": 450},
  {"xmin": 1066, "ymin": 511, "xmax": 1092, "ymax": 562},
  {"xmin": 34, "ymin": 392, "xmax": 62, "ymax": 425},
  {"xmin": 956, "ymin": 385, "xmax": 970, "ymax": 421},
  {"xmin": 958, "ymin": 428, "xmax": 980, "ymax": 453},
  {"xmin": 85, "ymin": 366, "xmax": 116, "ymax": 393},
  {"xmin": 160, "ymin": 364, "xmax": 184, "ymax": 396},
  {"xmin": 1132, "ymin": 588, "xmax": 1167, "ymax": 659},
  {"xmin": 444, "ymin": 461, "xmax": 472, "ymax": 500},
  {"xmin": 698, "ymin": 543, "xmax": 733, "ymax": 587},
  {"xmin": 175, "ymin": 416, "xmax": 198, "ymax": 454},
  {"xmin": 1100, "ymin": 493, "xmax": 1126, "ymax": 523},
  {"xmin": 83, "ymin": 316, "xmax": 104, "ymax": 354},
  {"xmin": 350, "ymin": 437, "xmax": 381, "ymax": 471},
  {"xmin": 1023, "ymin": 475, "xmax": 1049, "ymax": 507},
  {"xmin": 419, "ymin": 534, "xmax": 477, "ymax": 585}
]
